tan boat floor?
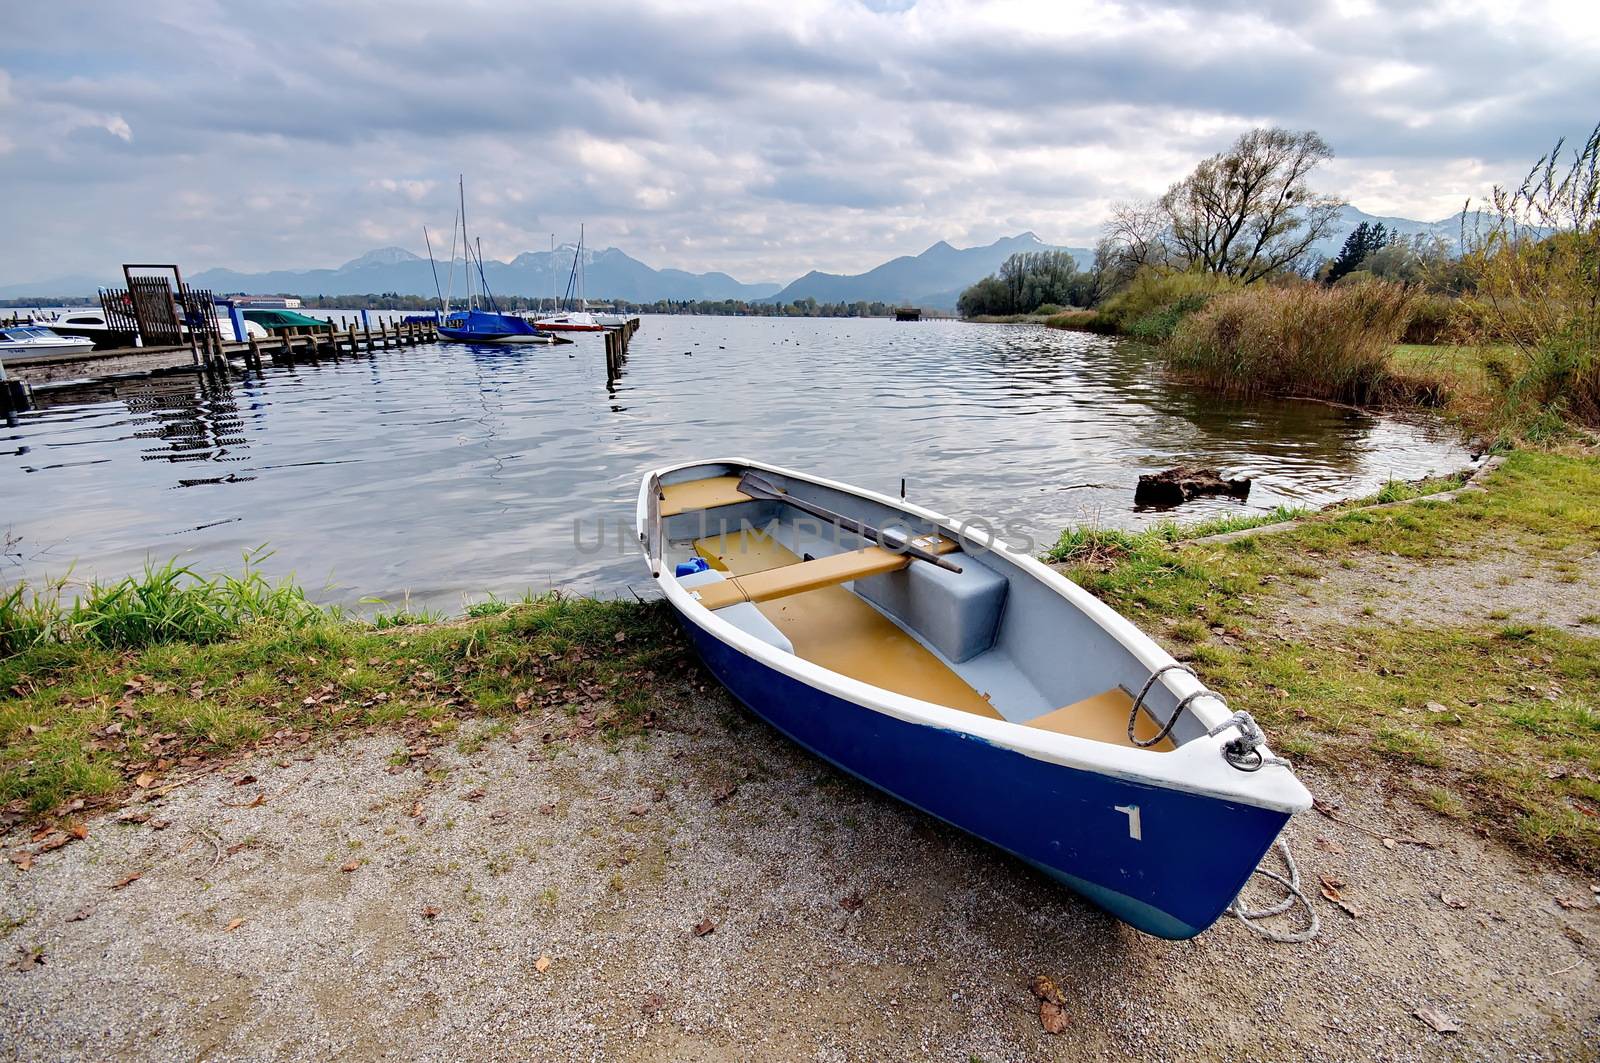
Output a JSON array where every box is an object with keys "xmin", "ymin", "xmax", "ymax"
[
  {"xmin": 694, "ymin": 528, "xmax": 1004, "ymax": 720},
  {"xmin": 1024, "ymin": 688, "xmax": 1175, "ymax": 752},
  {"xmin": 660, "ymin": 475, "xmax": 748, "ymax": 517}
]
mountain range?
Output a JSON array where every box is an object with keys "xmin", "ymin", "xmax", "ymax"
[{"xmin": 0, "ymin": 205, "xmax": 1484, "ymax": 307}]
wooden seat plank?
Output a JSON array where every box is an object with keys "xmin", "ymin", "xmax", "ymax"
[
  {"xmin": 693, "ymin": 529, "xmax": 1002, "ymax": 720},
  {"xmin": 659, "ymin": 475, "xmax": 750, "ymax": 517},
  {"xmin": 689, "ymin": 533, "xmax": 957, "ymax": 611}
]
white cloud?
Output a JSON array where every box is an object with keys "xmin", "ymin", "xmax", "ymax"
[{"xmin": 0, "ymin": 0, "xmax": 1596, "ymax": 286}]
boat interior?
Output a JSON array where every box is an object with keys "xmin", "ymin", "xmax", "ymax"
[{"xmin": 651, "ymin": 463, "xmax": 1212, "ymax": 752}]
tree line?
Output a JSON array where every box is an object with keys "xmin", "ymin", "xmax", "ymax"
[{"xmin": 961, "ymin": 127, "xmax": 1411, "ymax": 317}]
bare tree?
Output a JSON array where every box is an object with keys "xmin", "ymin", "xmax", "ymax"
[
  {"xmin": 1102, "ymin": 200, "xmax": 1170, "ymax": 282},
  {"xmin": 1159, "ymin": 127, "xmax": 1341, "ymax": 283}
]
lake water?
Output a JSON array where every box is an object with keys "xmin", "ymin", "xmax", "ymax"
[{"xmin": 2, "ymin": 316, "xmax": 1466, "ymax": 610}]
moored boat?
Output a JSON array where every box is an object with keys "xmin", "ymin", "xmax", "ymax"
[
  {"xmin": 437, "ymin": 308, "xmax": 560, "ymax": 344},
  {"xmin": 0, "ymin": 325, "xmax": 97, "ymax": 359},
  {"xmin": 531, "ymin": 310, "xmax": 606, "ymax": 332},
  {"xmin": 636, "ymin": 458, "xmax": 1312, "ymax": 939}
]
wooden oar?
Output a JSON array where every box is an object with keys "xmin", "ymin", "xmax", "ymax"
[{"xmin": 737, "ymin": 472, "xmax": 962, "ymax": 574}]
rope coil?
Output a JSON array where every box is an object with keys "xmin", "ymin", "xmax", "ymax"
[{"xmin": 1227, "ymin": 838, "xmax": 1320, "ymax": 943}]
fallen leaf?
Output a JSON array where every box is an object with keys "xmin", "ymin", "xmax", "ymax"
[
  {"xmin": 1555, "ymin": 894, "xmax": 1593, "ymax": 911},
  {"xmin": 150, "ymin": 819, "xmax": 171, "ymax": 831},
  {"xmin": 692, "ymin": 918, "xmax": 716, "ymax": 937},
  {"xmin": 110, "ymin": 871, "xmax": 141, "ymax": 890},
  {"xmin": 15, "ymin": 947, "xmax": 45, "ymax": 972},
  {"xmin": 1314, "ymin": 835, "xmax": 1345, "ymax": 856},
  {"xmin": 1029, "ymin": 974, "xmax": 1067, "ymax": 1007},
  {"xmin": 1439, "ymin": 893, "xmax": 1468, "ymax": 910},
  {"xmin": 463, "ymin": 788, "xmax": 486, "ymax": 802},
  {"xmin": 232, "ymin": 774, "xmax": 256, "ymax": 786},
  {"xmin": 224, "ymin": 918, "xmax": 245, "ymax": 932},
  {"xmin": 641, "ymin": 991, "xmax": 666, "ymax": 1016},
  {"xmin": 839, "ymin": 890, "xmax": 865, "ymax": 912},
  {"xmin": 340, "ymin": 859, "xmax": 360, "ymax": 873},
  {"xmin": 710, "ymin": 781, "xmax": 738, "ymax": 803},
  {"xmin": 9, "ymin": 852, "xmax": 33, "ymax": 872},
  {"xmin": 409, "ymin": 801, "xmax": 424, "ymax": 820},
  {"xmin": 1039, "ymin": 1001, "xmax": 1070, "ymax": 1035},
  {"xmin": 421, "ymin": 905, "xmax": 441, "ymax": 920},
  {"xmin": 66, "ymin": 823, "xmax": 88, "ymax": 841},
  {"xmin": 1415, "ymin": 1005, "xmax": 1461, "ymax": 1034},
  {"xmin": 537, "ymin": 802, "xmax": 556, "ymax": 815},
  {"xmin": 134, "ymin": 772, "xmax": 156, "ymax": 789},
  {"xmin": 67, "ymin": 906, "xmax": 92, "ymax": 922},
  {"xmin": 36, "ymin": 832, "xmax": 70, "ymax": 854},
  {"xmin": 534, "ymin": 953, "xmax": 551, "ymax": 973},
  {"xmin": 627, "ymin": 802, "xmax": 649, "ymax": 817}
]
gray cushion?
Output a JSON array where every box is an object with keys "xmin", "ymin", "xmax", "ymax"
[{"xmin": 855, "ymin": 555, "xmax": 1008, "ymax": 663}]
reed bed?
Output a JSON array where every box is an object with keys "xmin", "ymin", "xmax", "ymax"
[{"xmin": 1163, "ymin": 282, "xmax": 1418, "ymax": 404}]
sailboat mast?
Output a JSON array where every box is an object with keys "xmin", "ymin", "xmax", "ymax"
[
  {"xmin": 459, "ymin": 175, "xmax": 473, "ymax": 311},
  {"xmin": 423, "ymin": 225, "xmax": 445, "ymax": 316},
  {"xmin": 579, "ymin": 222, "xmax": 585, "ymax": 309}
]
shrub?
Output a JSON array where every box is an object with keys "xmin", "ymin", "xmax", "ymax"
[
  {"xmin": 1459, "ymin": 123, "xmax": 1600, "ymax": 431},
  {"xmin": 1096, "ymin": 268, "xmax": 1240, "ymax": 337},
  {"xmin": 1400, "ymin": 293, "xmax": 1464, "ymax": 345},
  {"xmin": 1162, "ymin": 280, "xmax": 1417, "ymax": 403}
]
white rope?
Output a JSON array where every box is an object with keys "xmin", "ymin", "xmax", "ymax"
[{"xmin": 1227, "ymin": 838, "xmax": 1320, "ymax": 943}]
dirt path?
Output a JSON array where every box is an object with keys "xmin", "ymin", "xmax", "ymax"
[
  {"xmin": 1293, "ymin": 541, "xmax": 1600, "ymax": 632},
  {"xmin": 5, "ymin": 687, "xmax": 1597, "ymax": 1061}
]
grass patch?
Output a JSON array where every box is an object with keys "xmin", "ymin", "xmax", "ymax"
[
  {"xmin": 0, "ymin": 585, "xmax": 694, "ymax": 817},
  {"xmin": 1049, "ymin": 449, "xmax": 1600, "ymax": 871},
  {"xmin": 1042, "ymin": 505, "xmax": 1309, "ymax": 565}
]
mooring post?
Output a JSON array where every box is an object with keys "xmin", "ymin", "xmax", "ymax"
[
  {"xmin": 247, "ymin": 333, "xmax": 262, "ymax": 370},
  {"xmin": 347, "ymin": 324, "xmax": 358, "ymax": 354},
  {"xmin": 363, "ymin": 319, "xmax": 374, "ymax": 352},
  {"xmin": 0, "ymin": 353, "xmax": 32, "ymax": 415}
]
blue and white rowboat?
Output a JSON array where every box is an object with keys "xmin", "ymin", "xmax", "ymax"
[{"xmin": 637, "ymin": 458, "xmax": 1312, "ymax": 939}]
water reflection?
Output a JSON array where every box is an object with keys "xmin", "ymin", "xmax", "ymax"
[{"xmin": 2, "ymin": 318, "xmax": 1466, "ymax": 609}]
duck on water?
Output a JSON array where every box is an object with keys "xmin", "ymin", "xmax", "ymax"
[{"xmin": 637, "ymin": 458, "xmax": 1312, "ymax": 939}]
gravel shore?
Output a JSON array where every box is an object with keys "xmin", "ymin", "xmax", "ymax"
[{"xmin": 4, "ymin": 682, "xmax": 1597, "ymax": 1062}]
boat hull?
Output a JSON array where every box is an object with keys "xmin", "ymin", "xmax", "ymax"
[
  {"xmin": 435, "ymin": 328, "xmax": 557, "ymax": 345},
  {"xmin": 533, "ymin": 321, "xmax": 607, "ymax": 332},
  {"xmin": 0, "ymin": 339, "xmax": 97, "ymax": 359},
  {"xmin": 674, "ymin": 614, "xmax": 1289, "ymax": 939}
]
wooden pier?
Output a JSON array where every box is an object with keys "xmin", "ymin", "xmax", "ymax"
[
  {"xmin": 4, "ymin": 320, "xmax": 436, "ymax": 389},
  {"xmin": 1, "ymin": 313, "xmax": 644, "ymax": 415}
]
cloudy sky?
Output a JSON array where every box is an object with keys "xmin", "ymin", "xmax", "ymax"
[{"xmin": 2, "ymin": 0, "xmax": 1597, "ymax": 287}]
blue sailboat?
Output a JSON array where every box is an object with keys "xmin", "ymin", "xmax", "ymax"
[
  {"xmin": 638, "ymin": 459, "xmax": 1313, "ymax": 939},
  {"xmin": 431, "ymin": 177, "xmax": 558, "ymax": 345}
]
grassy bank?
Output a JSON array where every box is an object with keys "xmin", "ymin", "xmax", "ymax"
[
  {"xmin": 2, "ymin": 576, "xmax": 687, "ymax": 818},
  {"xmin": 5, "ymin": 453, "xmax": 1598, "ymax": 874},
  {"xmin": 1051, "ymin": 450, "xmax": 1600, "ymax": 871}
]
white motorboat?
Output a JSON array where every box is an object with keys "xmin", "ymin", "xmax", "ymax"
[{"xmin": 0, "ymin": 325, "xmax": 96, "ymax": 359}]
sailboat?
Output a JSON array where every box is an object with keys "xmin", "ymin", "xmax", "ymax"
[
  {"xmin": 433, "ymin": 178, "xmax": 558, "ymax": 345},
  {"xmin": 534, "ymin": 224, "xmax": 607, "ymax": 332}
]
